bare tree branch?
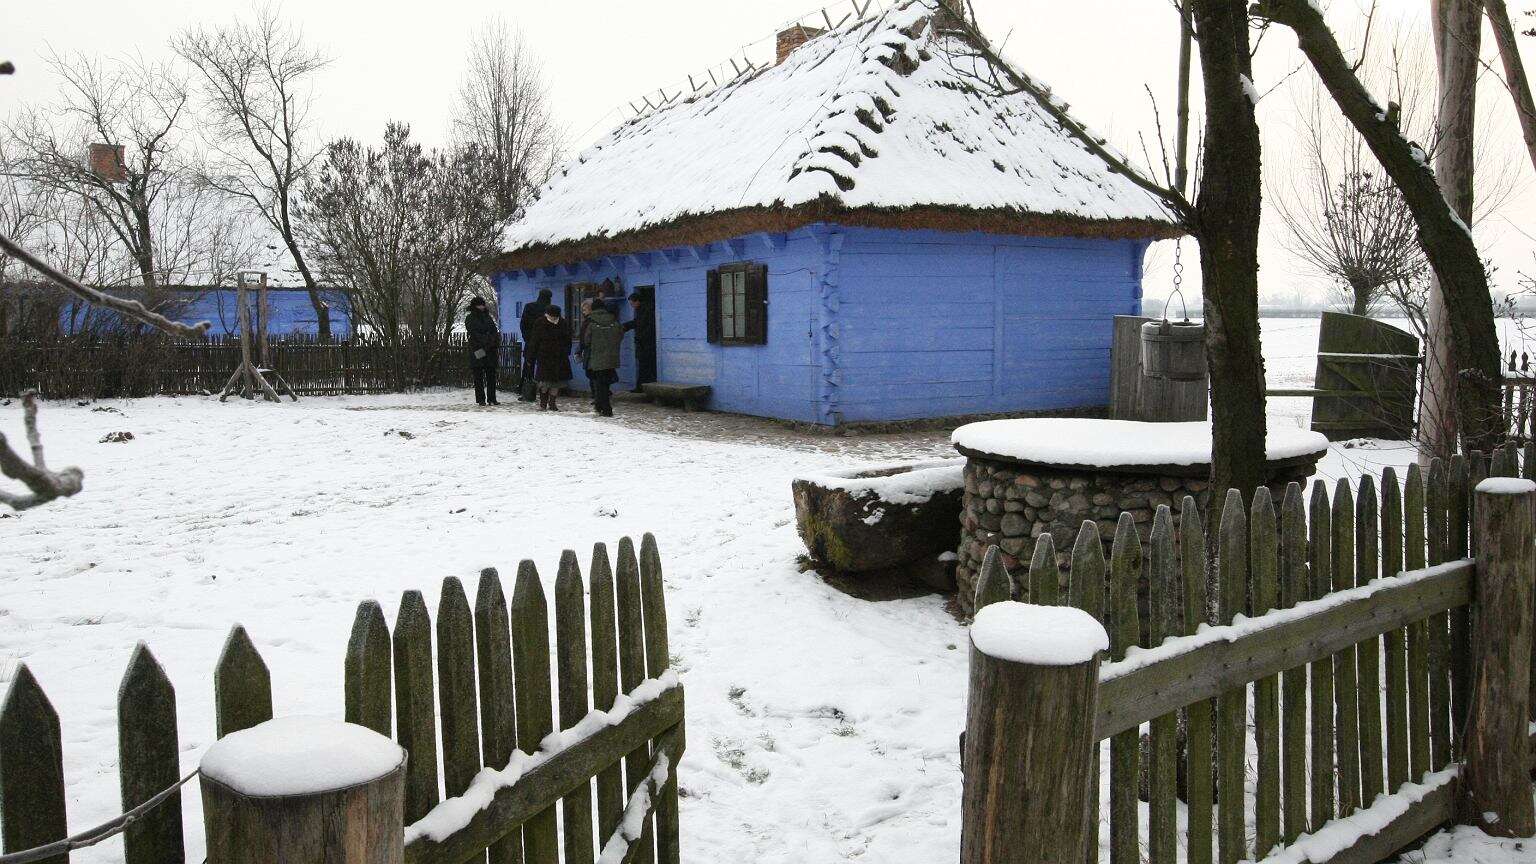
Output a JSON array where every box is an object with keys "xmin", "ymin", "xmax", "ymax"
[{"xmin": 0, "ymin": 392, "xmax": 84, "ymax": 511}]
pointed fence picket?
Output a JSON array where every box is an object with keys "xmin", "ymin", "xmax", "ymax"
[
  {"xmin": 0, "ymin": 535, "xmax": 682, "ymax": 864},
  {"xmin": 962, "ymin": 456, "xmax": 1536, "ymax": 864}
]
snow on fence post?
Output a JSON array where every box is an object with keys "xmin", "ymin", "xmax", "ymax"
[
  {"xmin": 1459, "ymin": 478, "xmax": 1536, "ymax": 836},
  {"xmin": 200, "ymin": 717, "xmax": 406, "ymax": 864},
  {"xmin": 960, "ymin": 601, "xmax": 1106, "ymax": 864}
]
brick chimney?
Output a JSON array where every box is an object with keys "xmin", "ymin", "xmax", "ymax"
[
  {"xmin": 935, "ymin": 0, "xmax": 969, "ymax": 30},
  {"xmin": 776, "ymin": 24, "xmax": 826, "ymax": 65}
]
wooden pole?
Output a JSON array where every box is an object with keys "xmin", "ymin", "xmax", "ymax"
[
  {"xmin": 200, "ymin": 718, "xmax": 406, "ymax": 864},
  {"xmin": 1460, "ymin": 479, "xmax": 1536, "ymax": 836},
  {"xmin": 235, "ymin": 284, "xmax": 256, "ymax": 398},
  {"xmin": 961, "ymin": 601, "xmax": 1105, "ymax": 864},
  {"xmin": 257, "ymin": 274, "xmax": 270, "ymax": 369}
]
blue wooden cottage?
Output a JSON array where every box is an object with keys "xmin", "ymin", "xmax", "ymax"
[{"xmin": 489, "ymin": 0, "xmax": 1181, "ymax": 426}]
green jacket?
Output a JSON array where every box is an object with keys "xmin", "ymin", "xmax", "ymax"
[{"xmin": 584, "ymin": 307, "xmax": 624, "ymax": 372}]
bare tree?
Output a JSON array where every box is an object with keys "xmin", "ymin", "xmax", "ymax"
[
  {"xmin": 173, "ymin": 5, "xmax": 336, "ymax": 338},
  {"xmin": 1254, "ymin": 0, "xmax": 1506, "ymax": 452},
  {"xmin": 1, "ymin": 56, "xmax": 207, "ymax": 513},
  {"xmin": 6, "ymin": 51, "xmax": 192, "ymax": 291},
  {"xmin": 452, "ymin": 17, "xmax": 562, "ymax": 222},
  {"xmin": 300, "ymin": 123, "xmax": 499, "ymax": 384},
  {"xmin": 1275, "ymin": 40, "xmax": 1428, "ymax": 318}
]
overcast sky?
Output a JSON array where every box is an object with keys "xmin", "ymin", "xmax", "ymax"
[{"xmin": 5, "ymin": 0, "xmax": 1535, "ymax": 307}]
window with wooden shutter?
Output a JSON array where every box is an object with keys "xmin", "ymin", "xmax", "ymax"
[
  {"xmin": 744, "ymin": 263, "xmax": 768, "ymax": 345},
  {"xmin": 709, "ymin": 262, "xmax": 767, "ymax": 346},
  {"xmin": 706, "ymin": 269, "xmax": 722, "ymax": 344}
]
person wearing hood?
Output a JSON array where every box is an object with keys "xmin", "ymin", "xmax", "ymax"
[
  {"xmin": 517, "ymin": 288, "xmax": 552, "ymax": 401},
  {"xmin": 465, "ymin": 296, "xmax": 500, "ymax": 406},
  {"xmin": 582, "ymin": 298, "xmax": 625, "ymax": 417}
]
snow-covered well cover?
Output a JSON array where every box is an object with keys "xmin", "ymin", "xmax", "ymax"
[
  {"xmin": 970, "ymin": 601, "xmax": 1108, "ymax": 665},
  {"xmin": 200, "ymin": 716, "xmax": 405, "ymax": 797},
  {"xmin": 952, "ymin": 419, "xmax": 1329, "ymax": 469},
  {"xmin": 797, "ymin": 457, "xmax": 965, "ymax": 505},
  {"xmin": 499, "ymin": 0, "xmax": 1176, "ymax": 258}
]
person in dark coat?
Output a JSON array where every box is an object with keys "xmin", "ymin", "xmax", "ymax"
[
  {"xmin": 583, "ymin": 300, "xmax": 625, "ymax": 417},
  {"xmin": 465, "ymin": 296, "xmax": 500, "ymax": 406},
  {"xmin": 623, "ymin": 293, "xmax": 657, "ymax": 393},
  {"xmin": 529, "ymin": 304, "xmax": 572, "ymax": 411},
  {"xmin": 517, "ymin": 288, "xmax": 552, "ymax": 401}
]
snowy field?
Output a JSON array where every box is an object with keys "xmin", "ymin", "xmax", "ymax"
[{"xmin": 1, "ymin": 317, "xmax": 1529, "ymax": 862}]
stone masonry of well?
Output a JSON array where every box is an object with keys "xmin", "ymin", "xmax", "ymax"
[{"xmin": 954, "ymin": 458, "xmax": 1317, "ymax": 614}]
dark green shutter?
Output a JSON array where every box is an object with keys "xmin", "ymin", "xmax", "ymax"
[
  {"xmin": 745, "ymin": 264, "xmax": 768, "ymax": 345},
  {"xmin": 706, "ymin": 269, "xmax": 722, "ymax": 344}
]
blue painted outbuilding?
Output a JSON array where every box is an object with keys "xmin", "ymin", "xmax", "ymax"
[
  {"xmin": 489, "ymin": 0, "xmax": 1181, "ymax": 426},
  {"xmin": 58, "ymin": 288, "xmax": 351, "ymax": 338}
]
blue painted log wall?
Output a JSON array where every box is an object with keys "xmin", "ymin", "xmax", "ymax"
[
  {"xmin": 60, "ymin": 289, "xmax": 352, "ymax": 337},
  {"xmin": 832, "ymin": 226, "xmax": 1147, "ymax": 422},
  {"xmin": 493, "ymin": 227, "xmax": 825, "ymax": 422},
  {"xmin": 492, "ymin": 222, "xmax": 1148, "ymax": 425}
]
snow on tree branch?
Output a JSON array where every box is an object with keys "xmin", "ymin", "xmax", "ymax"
[{"xmin": 0, "ymin": 392, "xmax": 84, "ymax": 511}]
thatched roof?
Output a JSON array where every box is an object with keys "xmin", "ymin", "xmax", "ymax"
[{"xmin": 492, "ymin": 0, "xmax": 1182, "ymax": 272}]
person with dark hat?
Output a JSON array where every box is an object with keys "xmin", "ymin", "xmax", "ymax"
[
  {"xmin": 529, "ymin": 304, "xmax": 572, "ymax": 411},
  {"xmin": 465, "ymin": 295, "xmax": 500, "ymax": 406},
  {"xmin": 622, "ymin": 292, "xmax": 657, "ymax": 393},
  {"xmin": 517, "ymin": 288, "xmax": 553, "ymax": 401}
]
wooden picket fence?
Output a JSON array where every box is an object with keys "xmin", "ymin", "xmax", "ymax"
[
  {"xmin": 0, "ymin": 535, "xmax": 681, "ymax": 864},
  {"xmin": 963, "ymin": 445, "xmax": 1536, "ymax": 864},
  {"xmin": 0, "ymin": 334, "xmax": 522, "ymax": 399}
]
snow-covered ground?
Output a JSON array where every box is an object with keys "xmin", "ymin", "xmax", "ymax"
[{"xmin": 1, "ymin": 317, "xmax": 1529, "ymax": 862}]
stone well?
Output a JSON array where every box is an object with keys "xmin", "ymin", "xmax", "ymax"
[{"xmin": 951, "ymin": 419, "xmax": 1329, "ymax": 614}]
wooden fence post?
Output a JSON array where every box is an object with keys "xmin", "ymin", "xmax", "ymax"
[
  {"xmin": 1460, "ymin": 479, "xmax": 1536, "ymax": 836},
  {"xmin": 200, "ymin": 718, "xmax": 406, "ymax": 864},
  {"xmin": 961, "ymin": 601, "xmax": 1106, "ymax": 864}
]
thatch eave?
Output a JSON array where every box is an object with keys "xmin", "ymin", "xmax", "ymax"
[{"xmin": 481, "ymin": 202, "xmax": 1187, "ymax": 275}]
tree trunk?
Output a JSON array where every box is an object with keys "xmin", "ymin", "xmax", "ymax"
[
  {"xmin": 1193, "ymin": 0, "xmax": 1267, "ymax": 506},
  {"xmin": 1349, "ymin": 279, "xmax": 1372, "ymax": 317},
  {"xmin": 278, "ymin": 206, "xmax": 332, "ymax": 341},
  {"xmin": 1422, "ymin": 0, "xmax": 1486, "ymax": 461},
  {"xmin": 1256, "ymin": 0, "xmax": 1504, "ymax": 453},
  {"xmin": 1483, "ymin": 0, "xmax": 1536, "ymax": 175}
]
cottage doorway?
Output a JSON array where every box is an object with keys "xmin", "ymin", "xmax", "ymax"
[{"xmin": 632, "ymin": 284, "xmax": 658, "ymax": 388}]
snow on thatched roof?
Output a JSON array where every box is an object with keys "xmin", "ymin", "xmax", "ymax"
[{"xmin": 494, "ymin": 0, "xmax": 1180, "ymax": 270}]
